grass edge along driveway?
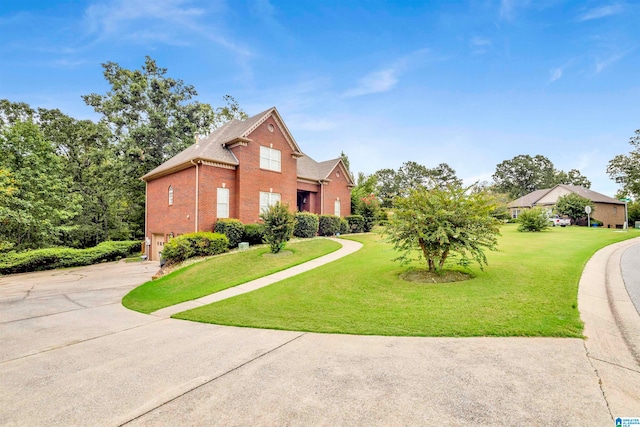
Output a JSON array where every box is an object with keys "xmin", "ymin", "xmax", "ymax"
[
  {"xmin": 173, "ymin": 225, "xmax": 640, "ymax": 337},
  {"xmin": 122, "ymin": 238, "xmax": 342, "ymax": 314}
]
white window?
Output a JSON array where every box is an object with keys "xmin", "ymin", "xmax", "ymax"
[
  {"xmin": 260, "ymin": 191, "xmax": 281, "ymax": 213},
  {"xmin": 217, "ymin": 188, "xmax": 229, "ymax": 218},
  {"xmin": 334, "ymin": 199, "xmax": 341, "ymax": 217},
  {"xmin": 260, "ymin": 146, "xmax": 281, "ymax": 172},
  {"xmin": 512, "ymin": 209, "xmax": 520, "ymax": 219},
  {"xmin": 168, "ymin": 186, "xmax": 174, "ymax": 206}
]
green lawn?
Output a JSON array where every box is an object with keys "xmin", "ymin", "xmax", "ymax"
[
  {"xmin": 122, "ymin": 238, "xmax": 342, "ymax": 313},
  {"xmin": 173, "ymin": 225, "xmax": 640, "ymax": 337}
]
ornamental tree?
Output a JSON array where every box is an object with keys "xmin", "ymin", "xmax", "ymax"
[
  {"xmin": 555, "ymin": 193, "xmax": 594, "ymax": 224},
  {"xmin": 384, "ymin": 184, "xmax": 501, "ymax": 272},
  {"xmin": 260, "ymin": 202, "xmax": 295, "ymax": 253}
]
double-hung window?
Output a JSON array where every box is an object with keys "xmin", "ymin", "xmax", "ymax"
[
  {"xmin": 260, "ymin": 191, "xmax": 281, "ymax": 213},
  {"xmin": 334, "ymin": 199, "xmax": 341, "ymax": 217},
  {"xmin": 260, "ymin": 146, "xmax": 281, "ymax": 172},
  {"xmin": 217, "ymin": 188, "xmax": 229, "ymax": 218}
]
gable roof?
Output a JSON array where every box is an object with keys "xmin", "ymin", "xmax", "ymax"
[
  {"xmin": 508, "ymin": 184, "xmax": 624, "ymax": 208},
  {"xmin": 297, "ymin": 155, "xmax": 355, "ymax": 186},
  {"xmin": 555, "ymin": 184, "xmax": 624, "ymax": 204},
  {"xmin": 142, "ymin": 107, "xmax": 303, "ymax": 181},
  {"xmin": 507, "ymin": 189, "xmax": 550, "ymax": 208}
]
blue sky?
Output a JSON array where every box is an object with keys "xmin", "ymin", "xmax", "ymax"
[{"xmin": 1, "ymin": 0, "xmax": 639, "ymax": 197}]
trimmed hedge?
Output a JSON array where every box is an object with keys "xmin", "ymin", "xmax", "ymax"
[
  {"xmin": 0, "ymin": 241, "xmax": 141, "ymax": 275},
  {"xmin": 161, "ymin": 232, "xmax": 229, "ymax": 264},
  {"xmin": 318, "ymin": 214, "xmax": 342, "ymax": 236},
  {"xmin": 294, "ymin": 212, "xmax": 319, "ymax": 238},
  {"xmin": 346, "ymin": 215, "xmax": 365, "ymax": 233},
  {"xmin": 243, "ymin": 223, "xmax": 265, "ymax": 245},
  {"xmin": 339, "ymin": 218, "xmax": 349, "ymax": 235},
  {"xmin": 214, "ymin": 219, "xmax": 244, "ymax": 248}
]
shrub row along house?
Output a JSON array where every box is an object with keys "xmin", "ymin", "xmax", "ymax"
[
  {"xmin": 507, "ymin": 184, "xmax": 626, "ymax": 228},
  {"xmin": 142, "ymin": 107, "xmax": 354, "ymax": 261}
]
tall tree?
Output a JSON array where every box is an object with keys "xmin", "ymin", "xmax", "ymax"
[
  {"xmin": 607, "ymin": 129, "xmax": 640, "ymax": 198},
  {"xmin": 374, "ymin": 168, "xmax": 399, "ymax": 207},
  {"xmin": 375, "ymin": 161, "xmax": 462, "ymax": 207},
  {"xmin": 428, "ymin": 162, "xmax": 463, "ymax": 188},
  {"xmin": 492, "ymin": 154, "xmax": 556, "ymax": 199},
  {"xmin": 38, "ymin": 108, "xmax": 119, "ymax": 246},
  {"xmin": 83, "ymin": 56, "xmax": 246, "ymax": 237},
  {"xmin": 554, "ymin": 169, "xmax": 591, "ymax": 188},
  {"xmin": 0, "ymin": 121, "xmax": 79, "ymax": 249}
]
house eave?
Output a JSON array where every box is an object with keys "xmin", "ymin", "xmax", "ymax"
[{"xmin": 141, "ymin": 158, "xmax": 238, "ymax": 181}]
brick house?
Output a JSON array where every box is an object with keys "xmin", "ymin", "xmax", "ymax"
[
  {"xmin": 141, "ymin": 107, "xmax": 354, "ymax": 260},
  {"xmin": 507, "ymin": 184, "xmax": 626, "ymax": 228}
]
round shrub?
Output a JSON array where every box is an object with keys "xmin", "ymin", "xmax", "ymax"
[
  {"xmin": 161, "ymin": 232, "xmax": 229, "ymax": 264},
  {"xmin": 318, "ymin": 214, "xmax": 341, "ymax": 236},
  {"xmin": 260, "ymin": 202, "xmax": 295, "ymax": 253},
  {"xmin": 294, "ymin": 212, "xmax": 319, "ymax": 238},
  {"xmin": 243, "ymin": 223, "xmax": 265, "ymax": 245},
  {"xmin": 517, "ymin": 208, "xmax": 551, "ymax": 232},
  {"xmin": 345, "ymin": 215, "xmax": 365, "ymax": 233},
  {"xmin": 214, "ymin": 219, "xmax": 244, "ymax": 248}
]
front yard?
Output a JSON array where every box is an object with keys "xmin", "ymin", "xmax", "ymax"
[
  {"xmin": 122, "ymin": 238, "xmax": 342, "ymax": 314},
  {"xmin": 172, "ymin": 225, "xmax": 639, "ymax": 337}
]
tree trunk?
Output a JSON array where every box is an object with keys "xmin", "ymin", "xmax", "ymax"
[{"xmin": 438, "ymin": 248, "xmax": 449, "ymax": 271}]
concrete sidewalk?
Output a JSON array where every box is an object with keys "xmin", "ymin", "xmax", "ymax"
[
  {"xmin": 579, "ymin": 237, "xmax": 640, "ymax": 416},
  {"xmin": 151, "ymin": 237, "xmax": 363, "ymax": 318}
]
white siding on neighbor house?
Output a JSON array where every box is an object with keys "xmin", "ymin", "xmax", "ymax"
[{"xmin": 536, "ymin": 187, "xmax": 572, "ymax": 205}]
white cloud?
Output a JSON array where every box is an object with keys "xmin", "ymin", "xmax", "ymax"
[
  {"xmin": 344, "ymin": 69, "xmax": 399, "ymax": 98},
  {"xmin": 82, "ymin": 0, "xmax": 252, "ymax": 58},
  {"xmin": 595, "ymin": 48, "xmax": 635, "ymax": 74},
  {"xmin": 499, "ymin": 0, "xmax": 532, "ymax": 21},
  {"xmin": 343, "ymin": 49, "xmax": 429, "ymax": 98},
  {"xmin": 470, "ymin": 36, "xmax": 492, "ymax": 55},
  {"xmin": 549, "ymin": 67, "xmax": 563, "ymax": 82},
  {"xmin": 577, "ymin": 4, "xmax": 624, "ymax": 22}
]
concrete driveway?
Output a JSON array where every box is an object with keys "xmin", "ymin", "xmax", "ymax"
[{"xmin": 0, "ymin": 248, "xmax": 637, "ymax": 425}]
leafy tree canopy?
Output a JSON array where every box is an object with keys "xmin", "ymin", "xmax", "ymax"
[
  {"xmin": 83, "ymin": 56, "xmax": 247, "ymax": 238},
  {"xmin": 555, "ymin": 193, "xmax": 593, "ymax": 223},
  {"xmin": 493, "ymin": 154, "xmax": 591, "ymax": 200},
  {"xmin": 607, "ymin": 129, "xmax": 640, "ymax": 199},
  {"xmin": 375, "ymin": 161, "xmax": 462, "ymax": 207},
  {"xmin": 384, "ymin": 184, "xmax": 501, "ymax": 272},
  {"xmin": 0, "ymin": 121, "xmax": 80, "ymax": 249}
]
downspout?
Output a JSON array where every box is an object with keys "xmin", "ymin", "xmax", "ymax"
[
  {"xmin": 144, "ymin": 180, "xmax": 148, "ymax": 258},
  {"xmin": 191, "ymin": 160, "xmax": 199, "ymax": 232},
  {"xmin": 320, "ymin": 181, "xmax": 324, "ymax": 215}
]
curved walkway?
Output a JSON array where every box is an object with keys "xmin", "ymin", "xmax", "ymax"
[{"xmin": 151, "ymin": 237, "xmax": 363, "ymax": 318}]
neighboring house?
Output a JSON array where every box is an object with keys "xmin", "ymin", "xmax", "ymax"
[
  {"xmin": 507, "ymin": 184, "xmax": 626, "ymax": 228},
  {"xmin": 142, "ymin": 107, "xmax": 354, "ymax": 261}
]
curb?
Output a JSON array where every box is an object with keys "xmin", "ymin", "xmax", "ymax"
[
  {"xmin": 606, "ymin": 241, "xmax": 640, "ymax": 365},
  {"xmin": 579, "ymin": 237, "xmax": 640, "ymax": 416}
]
